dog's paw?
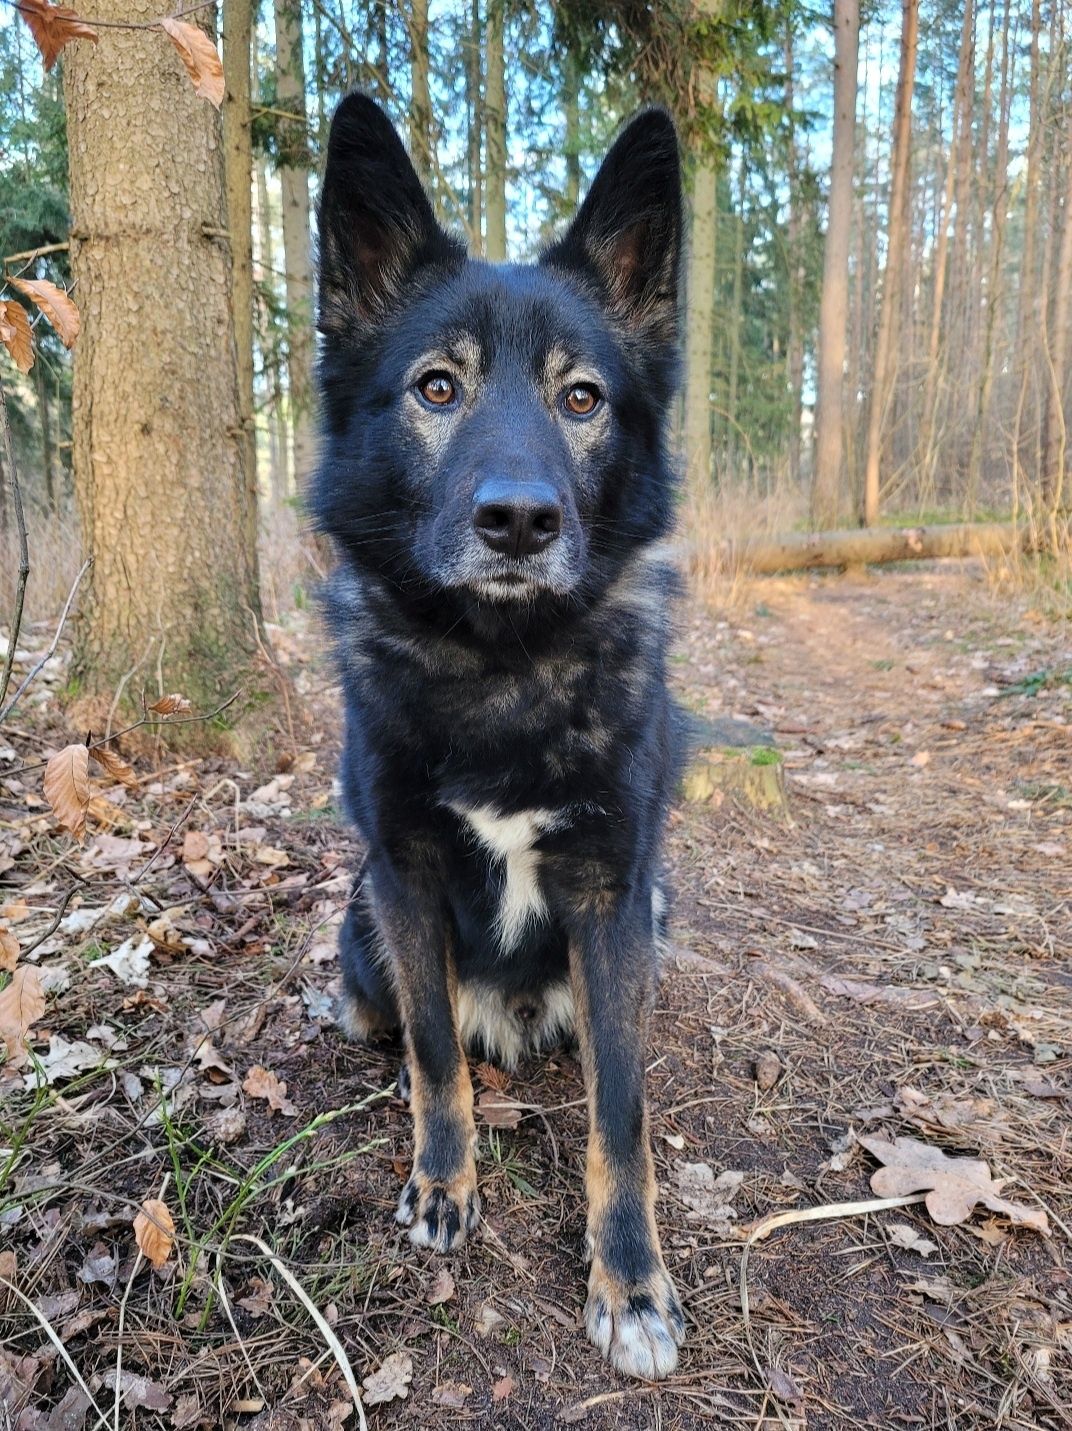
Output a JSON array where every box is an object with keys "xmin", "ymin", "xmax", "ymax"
[
  {"xmin": 395, "ymin": 1167, "xmax": 480, "ymax": 1253},
  {"xmin": 585, "ymin": 1260, "xmax": 685, "ymax": 1380}
]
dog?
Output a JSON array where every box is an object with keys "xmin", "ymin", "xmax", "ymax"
[{"xmin": 313, "ymin": 93, "xmax": 686, "ymax": 1380}]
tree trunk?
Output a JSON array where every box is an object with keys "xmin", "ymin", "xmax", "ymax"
[
  {"xmin": 811, "ymin": 0, "xmax": 859, "ymax": 527},
  {"xmin": 784, "ymin": 18, "xmax": 804, "ymax": 492},
  {"xmin": 466, "ymin": 0, "xmax": 482, "ymax": 248},
  {"xmin": 682, "ymin": 0, "xmax": 722, "ymax": 502},
  {"xmin": 485, "ymin": 0, "xmax": 507, "ymax": 261},
  {"xmin": 716, "ymin": 521, "xmax": 1031, "ymax": 576},
  {"xmin": 564, "ymin": 47, "xmax": 581, "ymax": 211},
  {"xmin": 861, "ymin": 0, "xmax": 918, "ymax": 527},
  {"xmin": 409, "ymin": 0, "xmax": 433, "ymax": 187},
  {"xmin": 1014, "ymin": 0, "xmax": 1043, "ymax": 495},
  {"xmin": 223, "ymin": 0, "xmax": 258, "ymax": 577},
  {"xmin": 726, "ymin": 155, "xmax": 746, "ymax": 478},
  {"xmin": 34, "ymin": 362, "xmax": 56, "ymax": 512},
  {"xmin": 1042, "ymin": 135, "xmax": 1072, "ymax": 519},
  {"xmin": 255, "ymin": 156, "xmax": 288, "ymax": 507},
  {"xmin": 273, "ymin": 0, "xmax": 316, "ymax": 492},
  {"xmin": 63, "ymin": 0, "xmax": 261, "ymax": 726}
]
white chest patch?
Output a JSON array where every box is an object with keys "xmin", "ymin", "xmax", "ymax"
[{"xmin": 451, "ymin": 804, "xmax": 561, "ymax": 953}]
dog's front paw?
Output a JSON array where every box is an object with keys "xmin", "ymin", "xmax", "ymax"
[
  {"xmin": 395, "ymin": 1166, "xmax": 480, "ymax": 1252},
  {"xmin": 585, "ymin": 1259, "xmax": 685, "ymax": 1380}
]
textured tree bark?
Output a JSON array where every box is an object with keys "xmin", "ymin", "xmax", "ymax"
[
  {"xmin": 861, "ymin": 0, "xmax": 918, "ymax": 527},
  {"xmin": 683, "ymin": 0, "xmax": 721, "ymax": 502},
  {"xmin": 466, "ymin": 0, "xmax": 483, "ymax": 249},
  {"xmin": 34, "ymin": 362, "xmax": 56, "ymax": 512},
  {"xmin": 63, "ymin": 0, "xmax": 262, "ymax": 727},
  {"xmin": 1041, "ymin": 140, "xmax": 1072, "ymax": 521},
  {"xmin": 256, "ymin": 155, "xmax": 288, "ymax": 506},
  {"xmin": 223, "ymin": 0, "xmax": 259, "ymax": 577},
  {"xmin": 273, "ymin": 0, "xmax": 316, "ymax": 492},
  {"xmin": 811, "ymin": 0, "xmax": 858, "ymax": 528},
  {"xmin": 409, "ymin": 0, "xmax": 433, "ymax": 187},
  {"xmin": 484, "ymin": 0, "xmax": 507, "ymax": 261},
  {"xmin": 784, "ymin": 18, "xmax": 804, "ymax": 492}
]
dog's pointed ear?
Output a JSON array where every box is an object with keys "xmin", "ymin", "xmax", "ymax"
[
  {"xmin": 540, "ymin": 108, "xmax": 682, "ymax": 340},
  {"xmin": 318, "ymin": 93, "xmax": 464, "ymax": 334}
]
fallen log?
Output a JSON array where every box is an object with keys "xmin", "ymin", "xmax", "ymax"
[{"xmin": 714, "ymin": 521, "xmax": 1029, "ymax": 575}]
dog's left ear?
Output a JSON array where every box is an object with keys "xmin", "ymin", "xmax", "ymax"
[
  {"xmin": 541, "ymin": 108, "xmax": 682, "ymax": 340},
  {"xmin": 318, "ymin": 93, "xmax": 464, "ymax": 335}
]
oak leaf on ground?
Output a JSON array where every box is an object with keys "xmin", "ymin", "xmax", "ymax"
[
  {"xmin": 242, "ymin": 1064, "xmax": 297, "ymax": 1116},
  {"xmin": 861, "ymin": 1133, "xmax": 1049, "ymax": 1233},
  {"xmin": 361, "ymin": 1351, "xmax": 412, "ymax": 1406}
]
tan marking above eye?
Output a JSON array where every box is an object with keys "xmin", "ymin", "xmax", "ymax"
[
  {"xmin": 564, "ymin": 384, "xmax": 600, "ymax": 416},
  {"xmin": 418, "ymin": 372, "xmax": 456, "ymax": 405}
]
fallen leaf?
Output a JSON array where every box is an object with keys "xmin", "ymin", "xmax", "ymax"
[
  {"xmin": 102, "ymin": 1368, "xmax": 171, "ymax": 1411},
  {"xmin": 477, "ymin": 1088, "xmax": 522, "ymax": 1127},
  {"xmin": 474, "ymin": 1061, "xmax": 510, "ymax": 1093},
  {"xmin": 0, "ymin": 965, "xmax": 45, "ymax": 1067},
  {"xmin": 35, "ymin": 1289, "xmax": 79, "ymax": 1320},
  {"xmin": 473, "ymin": 1301, "xmax": 506, "ymax": 1336},
  {"xmin": 431, "ymin": 1381, "xmax": 472, "ymax": 1408},
  {"xmin": 361, "ymin": 1351, "xmax": 412, "ymax": 1406},
  {"xmin": 237, "ymin": 1275, "xmax": 274, "ymax": 1317},
  {"xmin": 861, "ymin": 1134, "xmax": 1049, "ymax": 1233},
  {"xmin": 9, "ymin": 278, "xmax": 80, "ymax": 348},
  {"xmin": 767, "ymin": 1365, "xmax": 803, "ymax": 1405},
  {"xmin": 0, "ymin": 299, "xmax": 33, "ymax": 373},
  {"xmin": 88, "ymin": 743, "xmax": 138, "ymax": 790},
  {"xmin": 242, "ymin": 1064, "xmax": 297, "ymax": 1116},
  {"xmin": 491, "ymin": 1375, "xmax": 515, "ymax": 1403},
  {"xmin": 43, "ymin": 743, "xmax": 91, "ymax": 840},
  {"xmin": 159, "ymin": 18, "xmax": 224, "ymax": 107},
  {"xmin": 206, "ymin": 1104, "xmax": 246, "ymax": 1144},
  {"xmin": 0, "ymin": 927, "xmax": 18, "ymax": 972},
  {"xmin": 755, "ymin": 1051, "xmax": 781, "ymax": 1090},
  {"xmin": 0, "ymin": 901, "xmax": 31, "ymax": 924},
  {"xmin": 14, "ymin": 0, "xmax": 97, "ymax": 69},
  {"xmin": 88, "ymin": 934, "xmax": 154, "ymax": 987},
  {"xmin": 148, "ymin": 692, "xmax": 192, "ymax": 716},
  {"xmin": 77, "ymin": 1242, "xmax": 117, "ymax": 1288},
  {"xmin": 674, "ymin": 1162, "xmax": 744, "ymax": 1227},
  {"xmin": 252, "ymin": 844, "xmax": 289, "ymax": 867},
  {"xmin": 23, "ymin": 1033, "xmax": 106, "ymax": 1087},
  {"xmin": 133, "ymin": 1197, "xmax": 175, "ymax": 1269},
  {"xmin": 887, "ymin": 1221, "xmax": 939, "ymax": 1258},
  {"xmin": 426, "ymin": 1267, "xmax": 455, "ymax": 1305}
]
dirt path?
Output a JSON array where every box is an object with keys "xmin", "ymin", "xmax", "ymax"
[{"xmin": 1, "ymin": 564, "xmax": 1069, "ymax": 1430}]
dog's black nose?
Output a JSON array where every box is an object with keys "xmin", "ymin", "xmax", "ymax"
[{"xmin": 472, "ymin": 479, "xmax": 563, "ymax": 558}]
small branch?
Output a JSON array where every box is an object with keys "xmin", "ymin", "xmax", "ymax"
[
  {"xmin": 0, "ymin": 372, "xmax": 30, "ymax": 714},
  {"xmin": 0, "ymin": 556, "xmax": 91, "ymax": 724},
  {"xmin": 11, "ymin": 0, "xmax": 216, "ymax": 30},
  {"xmin": 2, "ymin": 241, "xmax": 69, "ymax": 267}
]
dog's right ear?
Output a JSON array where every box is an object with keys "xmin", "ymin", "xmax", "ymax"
[{"xmin": 318, "ymin": 94, "xmax": 464, "ymax": 335}]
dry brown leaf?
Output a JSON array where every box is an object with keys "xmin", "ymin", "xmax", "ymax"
[
  {"xmin": 0, "ymin": 965, "xmax": 45, "ymax": 1066},
  {"xmin": 148, "ymin": 692, "xmax": 192, "ymax": 716},
  {"xmin": 133, "ymin": 1197, "xmax": 175, "ymax": 1269},
  {"xmin": 242, "ymin": 1064, "xmax": 297, "ymax": 1116},
  {"xmin": 14, "ymin": 0, "xmax": 97, "ymax": 70},
  {"xmin": 361, "ymin": 1351, "xmax": 412, "ymax": 1406},
  {"xmin": 0, "ymin": 902, "xmax": 31, "ymax": 924},
  {"xmin": 477, "ymin": 1088, "xmax": 522, "ymax": 1127},
  {"xmin": 0, "ymin": 928, "xmax": 19, "ymax": 972},
  {"xmin": 431, "ymin": 1382, "xmax": 472, "ymax": 1409},
  {"xmin": 43, "ymin": 743, "xmax": 91, "ymax": 840},
  {"xmin": 159, "ymin": 18, "xmax": 224, "ymax": 108},
  {"xmin": 426, "ymin": 1267, "xmax": 455, "ymax": 1305},
  {"xmin": 89, "ymin": 744, "xmax": 139, "ymax": 791},
  {"xmin": 861, "ymin": 1134, "xmax": 1050, "ymax": 1234},
  {"xmin": 9, "ymin": 278, "xmax": 80, "ymax": 348},
  {"xmin": 0, "ymin": 299, "xmax": 34, "ymax": 373},
  {"xmin": 491, "ymin": 1376, "xmax": 515, "ymax": 1404},
  {"xmin": 755, "ymin": 1051, "xmax": 781, "ymax": 1090}
]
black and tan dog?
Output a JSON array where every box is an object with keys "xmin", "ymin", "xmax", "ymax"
[{"xmin": 314, "ymin": 93, "xmax": 686, "ymax": 1379}]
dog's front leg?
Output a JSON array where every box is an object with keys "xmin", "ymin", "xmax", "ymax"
[
  {"xmin": 569, "ymin": 889, "xmax": 684, "ymax": 1380},
  {"xmin": 369, "ymin": 859, "xmax": 479, "ymax": 1253}
]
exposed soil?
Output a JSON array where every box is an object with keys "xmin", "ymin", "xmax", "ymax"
[{"xmin": 1, "ymin": 562, "xmax": 1070, "ymax": 1431}]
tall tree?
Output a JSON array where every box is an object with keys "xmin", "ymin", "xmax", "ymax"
[
  {"xmin": 409, "ymin": 0, "xmax": 433, "ymax": 186},
  {"xmin": 812, "ymin": 0, "xmax": 859, "ymax": 527},
  {"xmin": 273, "ymin": 0, "xmax": 315, "ymax": 490},
  {"xmin": 861, "ymin": 0, "xmax": 918, "ymax": 527},
  {"xmin": 223, "ymin": 0, "xmax": 258, "ymax": 575},
  {"xmin": 63, "ymin": 1, "xmax": 261, "ymax": 718},
  {"xmin": 784, "ymin": 15, "xmax": 805, "ymax": 491},
  {"xmin": 466, "ymin": 0, "xmax": 483, "ymax": 248},
  {"xmin": 485, "ymin": 0, "xmax": 507, "ymax": 261}
]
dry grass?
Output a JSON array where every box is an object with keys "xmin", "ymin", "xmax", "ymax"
[{"xmin": 1, "ymin": 549, "xmax": 1071, "ymax": 1428}]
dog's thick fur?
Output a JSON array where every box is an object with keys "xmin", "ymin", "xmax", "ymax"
[{"xmin": 314, "ymin": 94, "xmax": 686, "ymax": 1379}]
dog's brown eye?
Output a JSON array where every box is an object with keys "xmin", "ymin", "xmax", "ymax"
[
  {"xmin": 417, "ymin": 372, "xmax": 457, "ymax": 406},
  {"xmin": 564, "ymin": 384, "xmax": 600, "ymax": 417}
]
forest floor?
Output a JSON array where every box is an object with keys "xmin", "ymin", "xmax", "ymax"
[{"xmin": 1, "ymin": 560, "xmax": 1071, "ymax": 1431}]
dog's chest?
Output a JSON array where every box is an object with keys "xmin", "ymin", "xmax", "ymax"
[{"xmin": 449, "ymin": 803, "xmax": 561, "ymax": 954}]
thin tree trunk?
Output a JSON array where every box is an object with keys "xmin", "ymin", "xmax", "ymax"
[
  {"xmin": 564, "ymin": 48, "xmax": 581, "ymax": 211},
  {"xmin": 466, "ymin": 0, "xmax": 482, "ymax": 249},
  {"xmin": 918, "ymin": 0, "xmax": 974, "ymax": 482},
  {"xmin": 683, "ymin": 0, "xmax": 722, "ymax": 502},
  {"xmin": 862, "ymin": 0, "xmax": 919, "ymax": 527},
  {"xmin": 63, "ymin": 0, "xmax": 261, "ymax": 722},
  {"xmin": 812, "ymin": 0, "xmax": 859, "ymax": 527},
  {"xmin": 784, "ymin": 18, "xmax": 804, "ymax": 491},
  {"xmin": 256, "ymin": 156, "xmax": 288, "ymax": 506},
  {"xmin": 34, "ymin": 362, "xmax": 56, "ymax": 512},
  {"xmin": 1042, "ymin": 117, "xmax": 1072, "ymax": 518},
  {"xmin": 409, "ymin": 0, "xmax": 432, "ymax": 187},
  {"xmin": 223, "ymin": 0, "xmax": 258, "ymax": 575},
  {"xmin": 485, "ymin": 0, "xmax": 507, "ymax": 261},
  {"xmin": 273, "ymin": 0, "xmax": 316, "ymax": 492},
  {"xmin": 1014, "ymin": 0, "xmax": 1043, "ymax": 493},
  {"xmin": 726, "ymin": 155, "xmax": 746, "ymax": 477}
]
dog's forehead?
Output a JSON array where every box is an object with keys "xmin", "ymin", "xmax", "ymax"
[{"xmin": 403, "ymin": 259, "xmax": 611, "ymax": 372}]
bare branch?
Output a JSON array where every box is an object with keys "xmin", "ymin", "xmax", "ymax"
[
  {"xmin": 0, "ymin": 372, "xmax": 30, "ymax": 713},
  {"xmin": 0, "ymin": 557, "xmax": 92, "ymax": 724}
]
